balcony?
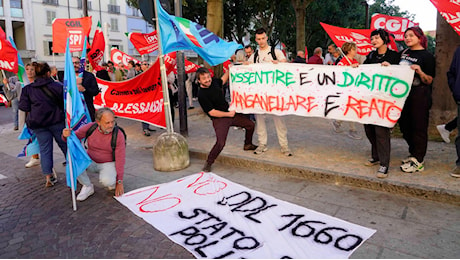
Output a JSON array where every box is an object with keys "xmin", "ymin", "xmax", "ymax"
[
  {"xmin": 43, "ymin": 0, "xmax": 59, "ymax": 6},
  {"xmin": 108, "ymin": 4, "xmax": 120, "ymax": 14}
]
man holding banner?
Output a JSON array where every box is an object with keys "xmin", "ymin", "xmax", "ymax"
[{"xmin": 247, "ymin": 28, "xmax": 292, "ymax": 156}]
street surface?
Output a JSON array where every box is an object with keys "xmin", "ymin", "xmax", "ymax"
[{"xmin": 0, "ymin": 105, "xmax": 459, "ymax": 258}]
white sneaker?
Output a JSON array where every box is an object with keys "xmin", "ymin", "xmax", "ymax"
[
  {"xmin": 281, "ymin": 147, "xmax": 293, "ymax": 156},
  {"xmin": 436, "ymin": 124, "xmax": 451, "ymax": 143},
  {"xmin": 77, "ymin": 184, "xmax": 94, "ymax": 201},
  {"xmin": 254, "ymin": 145, "xmax": 268, "ymax": 155},
  {"xmin": 401, "ymin": 157, "xmax": 424, "ymax": 173},
  {"xmin": 25, "ymin": 157, "xmax": 40, "ymax": 168}
]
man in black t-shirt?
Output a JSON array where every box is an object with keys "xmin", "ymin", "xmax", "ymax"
[{"xmin": 197, "ymin": 68, "xmax": 257, "ymax": 172}]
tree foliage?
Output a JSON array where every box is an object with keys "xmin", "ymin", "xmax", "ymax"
[{"xmin": 125, "ymin": 0, "xmax": 428, "ymax": 57}]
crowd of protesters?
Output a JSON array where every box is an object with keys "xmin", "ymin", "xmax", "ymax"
[{"xmin": 1, "ymin": 23, "xmax": 457, "ymax": 203}]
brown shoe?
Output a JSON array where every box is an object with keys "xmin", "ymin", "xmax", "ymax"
[{"xmin": 244, "ymin": 144, "xmax": 258, "ymax": 151}]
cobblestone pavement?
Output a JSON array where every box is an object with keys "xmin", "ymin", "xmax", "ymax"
[{"xmin": 1, "ymin": 104, "xmax": 459, "ymax": 258}]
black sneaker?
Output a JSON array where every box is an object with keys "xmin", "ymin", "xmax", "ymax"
[
  {"xmin": 143, "ymin": 129, "xmax": 151, "ymax": 136},
  {"xmin": 243, "ymin": 144, "xmax": 258, "ymax": 151},
  {"xmin": 376, "ymin": 165, "xmax": 388, "ymax": 178}
]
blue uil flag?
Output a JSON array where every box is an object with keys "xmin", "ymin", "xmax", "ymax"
[{"xmin": 155, "ymin": 0, "xmax": 242, "ymax": 66}]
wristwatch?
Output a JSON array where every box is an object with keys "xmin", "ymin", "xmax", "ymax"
[{"xmin": 117, "ymin": 180, "xmax": 123, "ymax": 184}]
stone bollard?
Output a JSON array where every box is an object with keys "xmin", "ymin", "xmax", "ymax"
[{"xmin": 153, "ymin": 132, "xmax": 190, "ymax": 171}]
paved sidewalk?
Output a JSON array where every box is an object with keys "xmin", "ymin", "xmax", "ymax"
[
  {"xmin": 0, "ymin": 104, "xmax": 459, "ymax": 258},
  {"xmin": 126, "ymin": 105, "xmax": 459, "ymax": 205}
]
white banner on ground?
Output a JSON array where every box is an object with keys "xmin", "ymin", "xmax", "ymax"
[
  {"xmin": 116, "ymin": 172, "xmax": 376, "ymax": 259},
  {"xmin": 229, "ymin": 63, "xmax": 415, "ymax": 128}
]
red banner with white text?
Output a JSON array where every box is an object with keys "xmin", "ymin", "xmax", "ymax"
[
  {"xmin": 371, "ymin": 13, "xmax": 418, "ymax": 41},
  {"xmin": 164, "ymin": 52, "xmax": 207, "ymax": 75},
  {"xmin": 320, "ymin": 22, "xmax": 398, "ymax": 56},
  {"xmin": 128, "ymin": 31, "xmax": 159, "ymax": 55},
  {"xmin": 52, "ymin": 17, "xmax": 92, "ymax": 53},
  {"xmin": 88, "ymin": 22, "xmax": 105, "ymax": 71},
  {"xmin": 0, "ymin": 27, "xmax": 18, "ymax": 73},
  {"xmin": 110, "ymin": 48, "xmax": 141, "ymax": 67},
  {"xmin": 93, "ymin": 60, "xmax": 166, "ymax": 128},
  {"xmin": 430, "ymin": 0, "xmax": 460, "ymax": 36}
]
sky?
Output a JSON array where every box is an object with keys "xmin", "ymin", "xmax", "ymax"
[{"xmin": 373, "ymin": 0, "xmax": 438, "ymax": 31}]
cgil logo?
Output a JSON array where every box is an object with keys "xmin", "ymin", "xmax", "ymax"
[
  {"xmin": 372, "ymin": 17, "xmax": 416, "ymax": 33},
  {"xmin": 65, "ymin": 21, "xmax": 83, "ymax": 27}
]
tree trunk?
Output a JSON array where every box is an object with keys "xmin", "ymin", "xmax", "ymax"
[
  {"xmin": 291, "ymin": 0, "xmax": 313, "ymax": 54},
  {"xmin": 206, "ymin": 0, "xmax": 224, "ymax": 76},
  {"xmin": 431, "ymin": 12, "xmax": 460, "ymax": 126}
]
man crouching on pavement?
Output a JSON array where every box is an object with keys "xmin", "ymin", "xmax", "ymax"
[
  {"xmin": 62, "ymin": 107, "xmax": 125, "ymax": 200},
  {"xmin": 197, "ymin": 67, "xmax": 257, "ymax": 172}
]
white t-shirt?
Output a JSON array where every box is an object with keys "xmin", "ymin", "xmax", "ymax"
[{"xmin": 248, "ymin": 46, "xmax": 286, "ymax": 64}]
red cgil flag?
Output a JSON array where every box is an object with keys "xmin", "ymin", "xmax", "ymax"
[
  {"xmin": 88, "ymin": 21, "xmax": 105, "ymax": 71},
  {"xmin": 127, "ymin": 30, "xmax": 159, "ymax": 55},
  {"xmin": 52, "ymin": 16, "xmax": 92, "ymax": 53},
  {"xmin": 371, "ymin": 13, "xmax": 418, "ymax": 41}
]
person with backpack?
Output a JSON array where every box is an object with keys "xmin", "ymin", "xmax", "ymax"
[
  {"xmin": 62, "ymin": 107, "xmax": 126, "ymax": 200},
  {"xmin": 246, "ymin": 28, "xmax": 293, "ymax": 157},
  {"xmin": 18, "ymin": 62, "xmax": 67, "ymax": 187}
]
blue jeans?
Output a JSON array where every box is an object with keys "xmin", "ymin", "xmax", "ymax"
[
  {"xmin": 34, "ymin": 122, "xmax": 67, "ymax": 175},
  {"xmin": 11, "ymin": 98, "xmax": 18, "ymax": 127}
]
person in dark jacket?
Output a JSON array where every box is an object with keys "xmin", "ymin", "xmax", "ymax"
[
  {"xmin": 448, "ymin": 46, "xmax": 460, "ymax": 178},
  {"xmin": 18, "ymin": 62, "xmax": 67, "ymax": 187},
  {"xmin": 71, "ymin": 56, "xmax": 100, "ymax": 121},
  {"xmin": 293, "ymin": 50, "xmax": 307, "ymax": 63}
]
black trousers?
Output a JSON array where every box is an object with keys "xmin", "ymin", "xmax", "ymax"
[
  {"xmin": 398, "ymin": 86, "xmax": 431, "ymax": 162},
  {"xmin": 364, "ymin": 124, "xmax": 391, "ymax": 167},
  {"xmin": 207, "ymin": 113, "xmax": 255, "ymax": 165}
]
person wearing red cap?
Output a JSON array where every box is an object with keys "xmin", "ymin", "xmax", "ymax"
[{"xmin": 398, "ymin": 26, "xmax": 435, "ymax": 173}]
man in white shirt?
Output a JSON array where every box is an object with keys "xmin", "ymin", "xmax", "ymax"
[{"xmin": 247, "ymin": 28, "xmax": 292, "ymax": 156}]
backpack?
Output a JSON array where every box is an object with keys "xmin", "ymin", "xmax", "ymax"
[
  {"xmin": 85, "ymin": 123, "xmax": 127, "ymax": 161},
  {"xmin": 253, "ymin": 45, "xmax": 277, "ymax": 63}
]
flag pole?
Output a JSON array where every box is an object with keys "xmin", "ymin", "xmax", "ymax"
[
  {"xmin": 67, "ymin": 146, "xmax": 77, "ymax": 211},
  {"xmin": 153, "ymin": 0, "xmax": 174, "ymax": 133}
]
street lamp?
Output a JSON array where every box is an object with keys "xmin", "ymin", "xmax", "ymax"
[{"xmin": 361, "ymin": 0, "xmax": 369, "ymax": 29}]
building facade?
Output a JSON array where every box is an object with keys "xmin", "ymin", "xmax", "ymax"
[{"xmin": 0, "ymin": 0, "xmax": 152, "ymax": 69}]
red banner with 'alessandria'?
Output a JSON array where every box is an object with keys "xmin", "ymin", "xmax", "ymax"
[
  {"xmin": 93, "ymin": 60, "xmax": 166, "ymax": 128},
  {"xmin": 52, "ymin": 17, "xmax": 92, "ymax": 53}
]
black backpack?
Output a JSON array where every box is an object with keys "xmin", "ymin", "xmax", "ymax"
[
  {"xmin": 85, "ymin": 123, "xmax": 127, "ymax": 161},
  {"xmin": 253, "ymin": 45, "xmax": 277, "ymax": 63}
]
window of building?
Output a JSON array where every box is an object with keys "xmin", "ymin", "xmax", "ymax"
[
  {"xmin": 0, "ymin": 0, "xmax": 4, "ymax": 16},
  {"xmin": 46, "ymin": 10, "xmax": 56, "ymax": 25},
  {"xmin": 44, "ymin": 41, "xmax": 60, "ymax": 56},
  {"xmin": 110, "ymin": 18, "xmax": 118, "ymax": 32},
  {"xmin": 10, "ymin": 0, "xmax": 23, "ymax": 17},
  {"xmin": 10, "ymin": 0, "xmax": 22, "ymax": 8}
]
